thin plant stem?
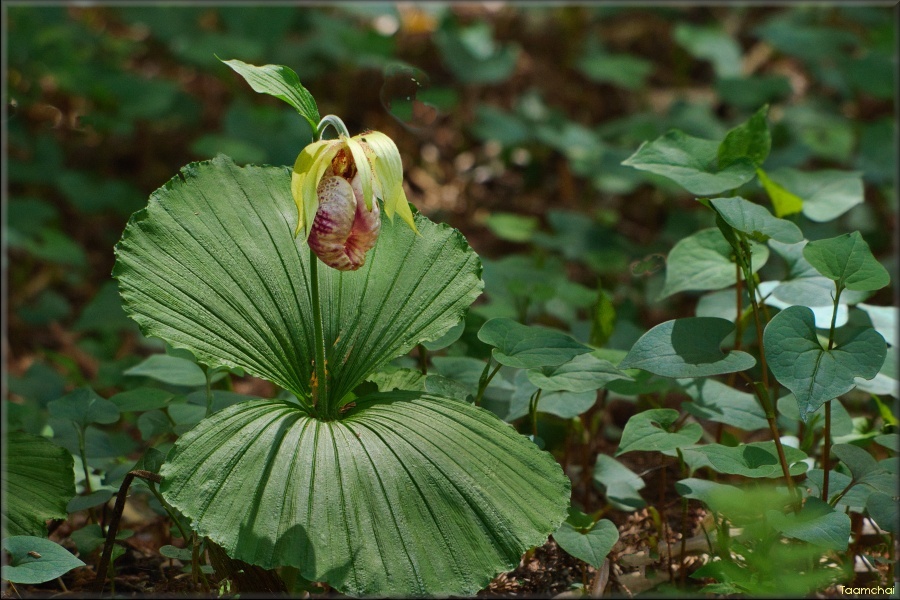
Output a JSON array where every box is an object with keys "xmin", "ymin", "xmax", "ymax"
[
  {"xmin": 417, "ymin": 344, "xmax": 428, "ymax": 375},
  {"xmin": 474, "ymin": 361, "xmax": 501, "ymax": 406},
  {"xmin": 309, "ymin": 252, "xmax": 329, "ymax": 417},
  {"xmin": 822, "ymin": 285, "xmax": 845, "ymax": 501},
  {"xmin": 530, "ymin": 389, "xmax": 543, "ymax": 438},
  {"xmin": 204, "ymin": 368, "xmax": 213, "ymax": 418}
]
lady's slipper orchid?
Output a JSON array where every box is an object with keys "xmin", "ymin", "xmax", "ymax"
[{"xmin": 292, "ymin": 128, "xmax": 417, "ymax": 271}]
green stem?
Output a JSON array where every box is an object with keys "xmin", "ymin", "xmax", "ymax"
[
  {"xmin": 77, "ymin": 426, "xmax": 93, "ymax": 496},
  {"xmin": 822, "ymin": 285, "xmax": 844, "ymax": 501},
  {"xmin": 417, "ymin": 344, "xmax": 428, "ymax": 375},
  {"xmin": 309, "ymin": 251, "xmax": 329, "ymax": 418},
  {"xmin": 530, "ymin": 389, "xmax": 543, "ymax": 438},
  {"xmin": 148, "ymin": 482, "xmax": 190, "ymax": 542},
  {"xmin": 317, "ymin": 115, "xmax": 350, "ymax": 140},
  {"xmin": 474, "ymin": 361, "xmax": 501, "ymax": 406},
  {"xmin": 204, "ymin": 368, "xmax": 213, "ymax": 418},
  {"xmin": 738, "ymin": 234, "xmax": 795, "ymax": 495}
]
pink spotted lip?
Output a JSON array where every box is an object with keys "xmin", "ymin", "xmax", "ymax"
[{"xmin": 308, "ymin": 174, "xmax": 381, "ymax": 271}]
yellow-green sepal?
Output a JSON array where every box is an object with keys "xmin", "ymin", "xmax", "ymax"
[
  {"xmin": 358, "ymin": 131, "xmax": 418, "ymax": 234},
  {"xmin": 291, "ymin": 140, "xmax": 341, "ymax": 238}
]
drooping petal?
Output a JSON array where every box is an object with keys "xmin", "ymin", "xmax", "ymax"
[
  {"xmin": 292, "ymin": 139, "xmax": 342, "ymax": 239},
  {"xmin": 356, "ymin": 131, "xmax": 418, "ymax": 234}
]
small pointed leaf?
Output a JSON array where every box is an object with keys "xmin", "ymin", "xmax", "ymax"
[
  {"xmin": 803, "ymin": 232, "xmax": 890, "ymax": 292},
  {"xmin": 221, "ymin": 58, "xmax": 320, "ymax": 131},
  {"xmin": 718, "ymin": 105, "xmax": 771, "ymax": 169}
]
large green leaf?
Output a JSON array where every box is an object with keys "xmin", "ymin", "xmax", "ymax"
[
  {"xmin": 114, "ymin": 156, "xmax": 482, "ymax": 408},
  {"xmin": 679, "ymin": 378, "xmax": 768, "ymax": 431},
  {"xmin": 1, "ymin": 536, "xmax": 85, "ymax": 584},
  {"xmin": 762, "ymin": 168, "xmax": 863, "ymax": 223},
  {"xmin": 478, "ymin": 318, "xmax": 592, "ymax": 369},
  {"xmin": 709, "ymin": 197, "xmax": 802, "ymax": 244},
  {"xmin": 622, "ymin": 130, "xmax": 757, "ymax": 195},
  {"xmin": 764, "ymin": 306, "xmax": 886, "ymax": 420},
  {"xmin": 526, "ymin": 353, "xmax": 631, "ymax": 393},
  {"xmin": 679, "ymin": 442, "xmax": 809, "ymax": 478},
  {"xmin": 160, "ymin": 393, "xmax": 570, "ymax": 597},
  {"xmin": 767, "ymin": 498, "xmax": 850, "ymax": 551},
  {"xmin": 660, "ymin": 228, "xmax": 768, "ymax": 299},
  {"xmin": 620, "ymin": 317, "xmax": 756, "ymax": 378},
  {"xmin": 3, "ymin": 432, "xmax": 75, "ymax": 537}
]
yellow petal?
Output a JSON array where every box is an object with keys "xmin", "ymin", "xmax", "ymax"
[
  {"xmin": 355, "ymin": 131, "xmax": 417, "ymax": 233},
  {"xmin": 293, "ymin": 140, "xmax": 342, "ymax": 238},
  {"xmin": 345, "ymin": 136, "xmax": 374, "ymax": 211}
]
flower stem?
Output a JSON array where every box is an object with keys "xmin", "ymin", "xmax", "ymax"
[
  {"xmin": 317, "ymin": 115, "xmax": 350, "ymax": 140},
  {"xmin": 309, "ymin": 250, "xmax": 329, "ymax": 417}
]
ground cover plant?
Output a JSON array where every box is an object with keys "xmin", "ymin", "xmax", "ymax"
[{"xmin": 4, "ymin": 4, "xmax": 897, "ymax": 598}]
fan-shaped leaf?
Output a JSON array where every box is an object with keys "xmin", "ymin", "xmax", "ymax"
[
  {"xmin": 160, "ymin": 394, "xmax": 570, "ymax": 597},
  {"xmin": 114, "ymin": 156, "xmax": 482, "ymax": 409},
  {"xmin": 2, "ymin": 432, "xmax": 74, "ymax": 537}
]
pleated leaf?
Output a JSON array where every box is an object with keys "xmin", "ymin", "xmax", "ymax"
[
  {"xmin": 114, "ymin": 155, "xmax": 482, "ymax": 408},
  {"xmin": 160, "ymin": 393, "xmax": 570, "ymax": 597},
  {"xmin": 3, "ymin": 432, "xmax": 75, "ymax": 537}
]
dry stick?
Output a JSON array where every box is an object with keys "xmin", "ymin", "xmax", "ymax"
[{"xmin": 94, "ymin": 470, "xmax": 161, "ymax": 594}]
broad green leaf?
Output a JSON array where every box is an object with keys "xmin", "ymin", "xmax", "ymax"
[
  {"xmin": 679, "ymin": 442, "xmax": 809, "ymax": 478},
  {"xmin": 47, "ymin": 388, "xmax": 119, "ymax": 429},
  {"xmin": 2, "ymin": 432, "xmax": 74, "ymax": 537},
  {"xmin": 680, "ymin": 378, "xmax": 768, "ymax": 431},
  {"xmin": 674, "ymin": 478, "xmax": 741, "ymax": 506},
  {"xmin": 124, "ymin": 355, "xmax": 206, "ymax": 387},
  {"xmin": 805, "ymin": 469, "xmax": 871, "ymax": 511},
  {"xmin": 67, "ymin": 490, "xmax": 115, "ymax": 513},
  {"xmin": 484, "ymin": 212, "xmax": 539, "ymax": 243},
  {"xmin": 137, "ymin": 410, "xmax": 172, "ymax": 441},
  {"xmin": 71, "ymin": 523, "xmax": 132, "ymax": 555},
  {"xmin": 421, "ymin": 320, "xmax": 465, "ymax": 351},
  {"xmin": 616, "ymin": 409, "xmax": 703, "ymax": 455},
  {"xmin": 767, "ymin": 497, "xmax": 850, "ymax": 551},
  {"xmin": 221, "ymin": 58, "xmax": 319, "ymax": 131},
  {"xmin": 366, "ymin": 367, "xmax": 427, "ymax": 393},
  {"xmin": 526, "ymin": 353, "xmax": 631, "ymax": 393},
  {"xmin": 777, "ymin": 394, "xmax": 853, "ymax": 437},
  {"xmin": 1, "ymin": 536, "xmax": 85, "ymax": 584},
  {"xmin": 477, "ymin": 318, "xmax": 591, "ymax": 369},
  {"xmin": 622, "ymin": 130, "xmax": 756, "ymax": 195},
  {"xmin": 857, "ymin": 304, "xmax": 898, "ymax": 347},
  {"xmin": 424, "ymin": 375, "xmax": 471, "ymax": 403},
  {"xmin": 709, "ymin": 197, "xmax": 802, "ymax": 244},
  {"xmin": 717, "ymin": 105, "xmax": 771, "ymax": 169},
  {"xmin": 109, "ymin": 387, "xmax": 174, "ymax": 412},
  {"xmin": 759, "ymin": 279, "xmax": 850, "ymax": 330},
  {"xmin": 757, "ymin": 168, "xmax": 803, "ymax": 218},
  {"xmin": 553, "ymin": 518, "xmax": 618, "ymax": 569},
  {"xmin": 874, "ymin": 434, "xmax": 899, "ymax": 453},
  {"xmin": 764, "ymin": 306, "xmax": 886, "ymax": 420},
  {"xmin": 114, "ymin": 156, "xmax": 482, "ymax": 408},
  {"xmin": 831, "ymin": 443, "xmax": 878, "ymax": 481},
  {"xmin": 620, "ymin": 317, "xmax": 756, "ymax": 378},
  {"xmin": 854, "ymin": 346, "xmax": 898, "ymax": 397},
  {"xmin": 577, "ymin": 51, "xmax": 653, "ymax": 90},
  {"xmin": 660, "ymin": 228, "xmax": 769, "ymax": 299},
  {"xmin": 762, "ymin": 168, "xmax": 863, "ymax": 222},
  {"xmin": 674, "ymin": 24, "xmax": 742, "ymax": 78},
  {"xmin": 592, "ymin": 455, "xmax": 646, "ymax": 511},
  {"xmin": 866, "ymin": 492, "xmax": 899, "ymax": 534},
  {"xmin": 160, "ymin": 393, "xmax": 569, "ymax": 597},
  {"xmin": 803, "ymin": 232, "xmax": 890, "ymax": 292}
]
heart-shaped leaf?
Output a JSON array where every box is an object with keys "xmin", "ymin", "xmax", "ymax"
[
  {"xmin": 620, "ymin": 317, "xmax": 756, "ymax": 377},
  {"xmin": 1, "ymin": 536, "xmax": 85, "ymax": 584},
  {"xmin": 114, "ymin": 156, "xmax": 482, "ymax": 409},
  {"xmin": 2, "ymin": 432, "xmax": 74, "ymax": 537},
  {"xmin": 553, "ymin": 517, "xmax": 618, "ymax": 569},
  {"xmin": 709, "ymin": 197, "xmax": 803, "ymax": 244},
  {"xmin": 762, "ymin": 168, "xmax": 863, "ymax": 223},
  {"xmin": 660, "ymin": 228, "xmax": 769, "ymax": 299},
  {"xmin": 622, "ymin": 130, "xmax": 757, "ymax": 195},
  {"xmin": 593, "ymin": 455, "xmax": 646, "ymax": 511},
  {"xmin": 478, "ymin": 318, "xmax": 592, "ymax": 369},
  {"xmin": 866, "ymin": 492, "xmax": 899, "ymax": 534},
  {"xmin": 803, "ymin": 232, "xmax": 890, "ymax": 292},
  {"xmin": 764, "ymin": 306, "xmax": 886, "ymax": 420},
  {"xmin": 160, "ymin": 393, "xmax": 570, "ymax": 597},
  {"xmin": 526, "ymin": 353, "xmax": 631, "ymax": 392},
  {"xmin": 616, "ymin": 408, "xmax": 703, "ymax": 455},
  {"xmin": 679, "ymin": 378, "xmax": 768, "ymax": 431},
  {"xmin": 767, "ymin": 497, "xmax": 850, "ymax": 551},
  {"xmin": 47, "ymin": 388, "xmax": 119, "ymax": 429},
  {"xmin": 679, "ymin": 442, "xmax": 809, "ymax": 478}
]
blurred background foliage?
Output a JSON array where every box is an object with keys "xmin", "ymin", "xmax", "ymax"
[{"xmin": 6, "ymin": 3, "xmax": 896, "ymax": 415}]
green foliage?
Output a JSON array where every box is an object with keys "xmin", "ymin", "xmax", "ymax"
[
  {"xmin": 221, "ymin": 58, "xmax": 320, "ymax": 131},
  {"xmin": 616, "ymin": 409, "xmax": 703, "ymax": 455},
  {"xmin": 478, "ymin": 318, "xmax": 591, "ymax": 369},
  {"xmin": 804, "ymin": 232, "xmax": 891, "ymax": 292},
  {"xmin": 552, "ymin": 510, "xmax": 618, "ymax": 568},
  {"xmin": 1, "ymin": 536, "xmax": 85, "ymax": 584}
]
